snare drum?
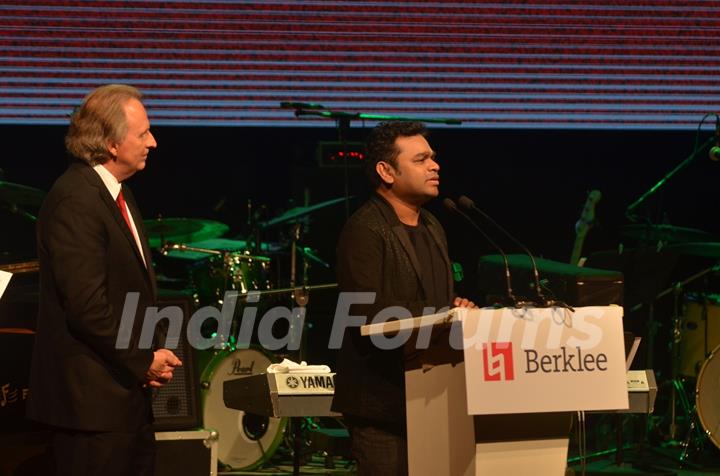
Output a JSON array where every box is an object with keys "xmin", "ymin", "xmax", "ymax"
[
  {"xmin": 200, "ymin": 347, "xmax": 286, "ymax": 470},
  {"xmin": 680, "ymin": 294, "xmax": 720, "ymax": 377},
  {"xmin": 696, "ymin": 344, "xmax": 720, "ymax": 449}
]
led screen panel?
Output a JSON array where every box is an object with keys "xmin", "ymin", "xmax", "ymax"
[{"xmin": 1, "ymin": 0, "xmax": 719, "ymax": 129}]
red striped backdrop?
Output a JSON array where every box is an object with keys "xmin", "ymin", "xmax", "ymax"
[{"xmin": 1, "ymin": 0, "xmax": 719, "ymax": 129}]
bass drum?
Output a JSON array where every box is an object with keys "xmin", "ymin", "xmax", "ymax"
[
  {"xmin": 696, "ymin": 344, "xmax": 720, "ymax": 450},
  {"xmin": 200, "ymin": 348, "xmax": 286, "ymax": 470},
  {"xmin": 680, "ymin": 294, "xmax": 720, "ymax": 377}
]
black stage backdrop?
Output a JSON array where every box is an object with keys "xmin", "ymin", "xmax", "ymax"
[
  {"xmin": 2, "ymin": 125, "xmax": 717, "ymax": 258},
  {"xmin": 2, "ymin": 124, "xmax": 719, "ymax": 364}
]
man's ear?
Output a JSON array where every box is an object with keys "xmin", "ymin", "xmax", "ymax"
[
  {"xmin": 376, "ymin": 161, "xmax": 395, "ymax": 185},
  {"xmin": 106, "ymin": 139, "xmax": 118, "ymax": 160}
]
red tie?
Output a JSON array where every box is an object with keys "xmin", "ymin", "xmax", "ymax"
[{"xmin": 116, "ymin": 190, "xmax": 136, "ymax": 238}]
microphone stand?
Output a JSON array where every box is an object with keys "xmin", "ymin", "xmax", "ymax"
[
  {"xmin": 459, "ymin": 197, "xmax": 573, "ymax": 309},
  {"xmin": 625, "ymin": 135, "xmax": 715, "ymax": 221},
  {"xmin": 444, "ymin": 199, "xmax": 519, "ymax": 307},
  {"xmin": 281, "ymin": 102, "xmax": 461, "ymax": 219}
]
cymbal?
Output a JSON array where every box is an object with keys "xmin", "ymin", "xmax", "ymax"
[
  {"xmin": 162, "ymin": 238, "xmax": 281, "ymax": 261},
  {"xmin": 667, "ymin": 242, "xmax": 720, "ymax": 259},
  {"xmin": 0, "ymin": 181, "xmax": 45, "ymax": 208},
  {"xmin": 143, "ymin": 218, "xmax": 229, "ymax": 248},
  {"xmin": 260, "ymin": 196, "xmax": 351, "ymax": 228},
  {"xmin": 622, "ymin": 224, "xmax": 713, "ymax": 244}
]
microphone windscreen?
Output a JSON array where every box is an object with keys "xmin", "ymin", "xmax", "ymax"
[
  {"xmin": 710, "ymin": 146, "xmax": 720, "ymax": 162},
  {"xmin": 442, "ymin": 198, "xmax": 457, "ymax": 211},
  {"xmin": 458, "ymin": 195, "xmax": 474, "ymax": 209}
]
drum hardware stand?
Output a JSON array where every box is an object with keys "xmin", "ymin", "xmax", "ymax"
[
  {"xmin": 650, "ymin": 265, "xmax": 719, "ymax": 468},
  {"xmin": 287, "ymin": 222, "xmax": 312, "ymax": 476},
  {"xmin": 280, "ymin": 226, "xmax": 338, "ymax": 476},
  {"xmin": 655, "ymin": 265, "xmax": 720, "ymax": 441},
  {"xmin": 288, "ymin": 223, "xmax": 307, "ymax": 356},
  {"xmin": 619, "ymin": 266, "xmax": 719, "ymax": 470},
  {"xmin": 669, "ymin": 283, "xmax": 683, "ymax": 441},
  {"xmin": 676, "ymin": 380, "xmax": 706, "ymax": 464},
  {"xmin": 674, "ymin": 280, "xmax": 716, "ymax": 466},
  {"xmin": 247, "ymin": 199, "xmax": 270, "ymax": 256}
]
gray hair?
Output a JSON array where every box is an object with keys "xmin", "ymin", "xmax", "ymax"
[{"xmin": 65, "ymin": 84, "xmax": 143, "ymax": 165}]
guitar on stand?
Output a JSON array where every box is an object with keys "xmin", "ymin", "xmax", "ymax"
[{"xmin": 570, "ymin": 190, "xmax": 602, "ymax": 266}]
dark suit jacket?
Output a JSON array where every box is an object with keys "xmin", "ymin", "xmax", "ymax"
[
  {"xmin": 331, "ymin": 194, "xmax": 454, "ymax": 424},
  {"xmin": 27, "ymin": 161, "xmax": 158, "ymax": 432}
]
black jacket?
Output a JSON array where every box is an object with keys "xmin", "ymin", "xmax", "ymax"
[
  {"xmin": 331, "ymin": 194, "xmax": 453, "ymax": 423},
  {"xmin": 27, "ymin": 162, "xmax": 158, "ymax": 432}
]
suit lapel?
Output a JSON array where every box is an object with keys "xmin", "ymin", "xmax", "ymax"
[
  {"xmin": 372, "ymin": 195, "xmax": 429, "ymax": 298},
  {"xmin": 99, "ymin": 187, "xmax": 147, "ymax": 271},
  {"xmin": 78, "ymin": 165, "xmax": 151, "ymax": 282}
]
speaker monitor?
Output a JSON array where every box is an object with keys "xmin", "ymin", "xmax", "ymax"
[{"xmin": 152, "ymin": 294, "xmax": 201, "ymax": 431}]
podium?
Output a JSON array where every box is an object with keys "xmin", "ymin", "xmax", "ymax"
[{"xmin": 361, "ymin": 306, "xmax": 628, "ymax": 476}]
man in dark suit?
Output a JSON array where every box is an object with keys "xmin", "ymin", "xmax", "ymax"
[
  {"xmin": 27, "ymin": 84, "xmax": 181, "ymax": 476},
  {"xmin": 331, "ymin": 121, "xmax": 475, "ymax": 476}
]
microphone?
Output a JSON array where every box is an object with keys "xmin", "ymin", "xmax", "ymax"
[
  {"xmin": 458, "ymin": 195, "xmax": 563, "ymax": 308},
  {"xmin": 443, "ymin": 198, "xmax": 518, "ymax": 307},
  {"xmin": 710, "ymin": 115, "xmax": 720, "ymax": 162},
  {"xmin": 280, "ymin": 101, "xmax": 325, "ymax": 110}
]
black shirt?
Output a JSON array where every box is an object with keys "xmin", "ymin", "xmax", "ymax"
[{"xmin": 403, "ymin": 221, "xmax": 450, "ymax": 311}]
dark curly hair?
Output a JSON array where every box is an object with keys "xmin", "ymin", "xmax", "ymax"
[{"xmin": 365, "ymin": 121, "xmax": 428, "ymax": 188}]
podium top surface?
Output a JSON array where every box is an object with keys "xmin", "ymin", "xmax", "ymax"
[
  {"xmin": 360, "ymin": 309, "xmax": 454, "ymax": 336},
  {"xmin": 359, "ymin": 305, "xmax": 622, "ymax": 337}
]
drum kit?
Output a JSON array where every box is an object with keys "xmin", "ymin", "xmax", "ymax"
[
  {"xmin": 142, "ymin": 198, "xmax": 347, "ymax": 471},
  {"xmin": 616, "ymin": 223, "xmax": 720, "ymax": 458}
]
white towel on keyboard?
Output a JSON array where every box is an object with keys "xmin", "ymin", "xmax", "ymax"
[{"xmin": 267, "ymin": 358, "xmax": 331, "ymax": 374}]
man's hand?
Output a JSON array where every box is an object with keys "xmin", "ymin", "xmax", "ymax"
[
  {"xmin": 145, "ymin": 349, "xmax": 182, "ymax": 388},
  {"xmin": 453, "ymin": 296, "xmax": 477, "ymax": 309}
]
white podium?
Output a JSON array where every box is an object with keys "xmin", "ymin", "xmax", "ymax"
[{"xmin": 361, "ymin": 306, "xmax": 628, "ymax": 476}]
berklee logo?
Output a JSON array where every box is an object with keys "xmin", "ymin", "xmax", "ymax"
[{"xmin": 482, "ymin": 342, "xmax": 515, "ymax": 381}]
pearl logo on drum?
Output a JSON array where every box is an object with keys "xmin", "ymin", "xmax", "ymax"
[{"xmin": 228, "ymin": 358, "xmax": 255, "ymax": 376}]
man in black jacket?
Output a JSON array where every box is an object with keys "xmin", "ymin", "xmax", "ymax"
[
  {"xmin": 27, "ymin": 84, "xmax": 181, "ymax": 476},
  {"xmin": 332, "ymin": 121, "xmax": 474, "ymax": 475}
]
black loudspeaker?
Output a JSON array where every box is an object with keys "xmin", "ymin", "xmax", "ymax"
[{"xmin": 152, "ymin": 293, "xmax": 201, "ymax": 431}]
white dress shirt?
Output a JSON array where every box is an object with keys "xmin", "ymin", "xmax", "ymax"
[{"xmin": 93, "ymin": 164, "xmax": 147, "ymax": 267}]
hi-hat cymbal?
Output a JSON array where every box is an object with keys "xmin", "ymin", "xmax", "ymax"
[
  {"xmin": 260, "ymin": 196, "xmax": 351, "ymax": 228},
  {"xmin": 667, "ymin": 242, "xmax": 720, "ymax": 259},
  {"xmin": 143, "ymin": 218, "xmax": 229, "ymax": 248},
  {"xmin": 622, "ymin": 224, "xmax": 713, "ymax": 244},
  {"xmin": 0, "ymin": 181, "xmax": 45, "ymax": 208}
]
